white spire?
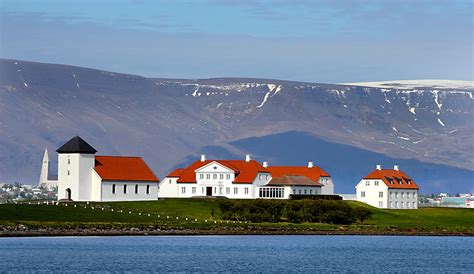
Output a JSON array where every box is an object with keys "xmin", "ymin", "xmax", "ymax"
[{"xmin": 39, "ymin": 148, "xmax": 49, "ymax": 186}]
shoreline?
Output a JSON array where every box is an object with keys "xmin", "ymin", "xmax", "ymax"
[{"xmin": 1, "ymin": 227, "xmax": 472, "ymax": 237}]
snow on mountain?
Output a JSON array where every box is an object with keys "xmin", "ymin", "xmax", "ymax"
[{"xmin": 343, "ymin": 79, "xmax": 474, "ymax": 90}]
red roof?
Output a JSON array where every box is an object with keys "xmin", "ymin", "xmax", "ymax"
[
  {"xmin": 267, "ymin": 166, "xmax": 330, "ymax": 183},
  {"xmin": 363, "ymin": 169, "xmax": 419, "ymax": 189},
  {"xmin": 94, "ymin": 156, "xmax": 159, "ymax": 182},
  {"xmin": 168, "ymin": 168, "xmax": 185, "ymax": 178},
  {"xmin": 174, "ymin": 159, "xmax": 268, "ymax": 184}
]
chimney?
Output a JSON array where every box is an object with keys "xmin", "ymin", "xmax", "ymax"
[
  {"xmin": 308, "ymin": 162, "xmax": 314, "ymax": 168},
  {"xmin": 376, "ymin": 164, "xmax": 382, "ymax": 170},
  {"xmin": 200, "ymin": 154, "xmax": 206, "ymax": 162},
  {"xmin": 245, "ymin": 155, "xmax": 251, "ymax": 162},
  {"xmin": 263, "ymin": 161, "xmax": 268, "ymax": 168},
  {"xmin": 394, "ymin": 165, "xmax": 400, "ymax": 171}
]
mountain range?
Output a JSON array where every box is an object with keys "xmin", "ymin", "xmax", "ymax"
[{"xmin": 0, "ymin": 59, "xmax": 472, "ymax": 193}]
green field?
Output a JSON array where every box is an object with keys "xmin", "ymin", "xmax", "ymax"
[{"xmin": 0, "ymin": 199, "xmax": 473, "ymax": 234}]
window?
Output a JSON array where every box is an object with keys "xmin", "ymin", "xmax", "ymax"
[
  {"xmin": 266, "ymin": 175, "xmax": 269, "ymax": 180},
  {"xmin": 220, "ymin": 174, "xmax": 224, "ymax": 179},
  {"xmin": 407, "ymin": 192, "xmax": 410, "ymax": 198},
  {"xmin": 219, "ymin": 187, "xmax": 223, "ymax": 194},
  {"xmin": 365, "ymin": 181, "xmax": 370, "ymax": 186},
  {"xmin": 146, "ymin": 185, "xmax": 150, "ymax": 194},
  {"xmin": 135, "ymin": 185, "xmax": 139, "ymax": 194},
  {"xmin": 407, "ymin": 202, "xmax": 410, "ymax": 209},
  {"xmin": 199, "ymin": 174, "xmax": 204, "ymax": 179},
  {"xmin": 379, "ymin": 192, "xmax": 383, "ymax": 198},
  {"xmin": 379, "ymin": 201, "xmax": 383, "ymax": 208},
  {"xmin": 245, "ymin": 188, "xmax": 249, "ymax": 194},
  {"xmin": 234, "ymin": 187, "xmax": 238, "ymax": 194},
  {"xmin": 395, "ymin": 192, "xmax": 398, "ymax": 198},
  {"xmin": 112, "ymin": 184, "xmax": 116, "ymax": 194},
  {"xmin": 192, "ymin": 187, "xmax": 196, "ymax": 194},
  {"xmin": 390, "ymin": 192, "xmax": 393, "ymax": 198},
  {"xmin": 374, "ymin": 181, "xmax": 379, "ymax": 186},
  {"xmin": 214, "ymin": 187, "xmax": 216, "ymax": 194},
  {"xmin": 401, "ymin": 202, "xmax": 404, "ymax": 208},
  {"xmin": 206, "ymin": 174, "xmax": 210, "ymax": 179},
  {"xmin": 226, "ymin": 174, "xmax": 231, "ymax": 180},
  {"xmin": 67, "ymin": 170, "xmax": 70, "ymax": 176},
  {"xmin": 395, "ymin": 201, "xmax": 398, "ymax": 208},
  {"xmin": 124, "ymin": 185, "xmax": 127, "ymax": 194},
  {"xmin": 413, "ymin": 192, "xmax": 417, "ymax": 198},
  {"xmin": 259, "ymin": 174, "xmax": 263, "ymax": 180},
  {"xmin": 412, "ymin": 202, "xmax": 416, "ymax": 208},
  {"xmin": 389, "ymin": 202, "xmax": 392, "ymax": 208},
  {"xmin": 304, "ymin": 189, "xmax": 307, "ymax": 194},
  {"xmin": 181, "ymin": 187, "xmax": 186, "ymax": 194},
  {"xmin": 361, "ymin": 191, "xmax": 365, "ymax": 197},
  {"xmin": 213, "ymin": 174, "xmax": 217, "ymax": 179},
  {"xmin": 67, "ymin": 159, "xmax": 70, "ymax": 165},
  {"xmin": 298, "ymin": 189, "xmax": 302, "ymax": 194},
  {"xmin": 226, "ymin": 187, "xmax": 230, "ymax": 194},
  {"xmin": 169, "ymin": 179, "xmax": 172, "ymax": 184},
  {"xmin": 202, "ymin": 187, "xmax": 205, "ymax": 194},
  {"xmin": 401, "ymin": 192, "xmax": 404, "ymax": 198},
  {"xmin": 310, "ymin": 189, "xmax": 313, "ymax": 194},
  {"xmin": 293, "ymin": 189, "xmax": 296, "ymax": 194}
]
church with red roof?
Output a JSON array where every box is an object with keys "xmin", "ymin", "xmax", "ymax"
[
  {"xmin": 355, "ymin": 164, "xmax": 419, "ymax": 209},
  {"xmin": 56, "ymin": 136, "xmax": 159, "ymax": 201},
  {"xmin": 159, "ymin": 154, "xmax": 334, "ymax": 199}
]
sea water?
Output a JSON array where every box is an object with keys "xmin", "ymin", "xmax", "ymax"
[{"xmin": 1, "ymin": 235, "xmax": 472, "ymax": 272}]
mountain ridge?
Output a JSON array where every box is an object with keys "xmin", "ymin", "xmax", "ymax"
[{"xmin": 0, "ymin": 59, "xmax": 472, "ymax": 193}]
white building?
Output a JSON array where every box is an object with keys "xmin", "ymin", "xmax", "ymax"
[
  {"xmin": 38, "ymin": 148, "xmax": 58, "ymax": 189},
  {"xmin": 56, "ymin": 136, "xmax": 159, "ymax": 202},
  {"xmin": 356, "ymin": 164, "xmax": 419, "ymax": 209},
  {"xmin": 159, "ymin": 155, "xmax": 334, "ymax": 199}
]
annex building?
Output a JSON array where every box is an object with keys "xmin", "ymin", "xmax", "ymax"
[
  {"xmin": 158, "ymin": 155, "xmax": 334, "ymax": 199},
  {"xmin": 356, "ymin": 165, "xmax": 419, "ymax": 209},
  {"xmin": 56, "ymin": 136, "xmax": 159, "ymax": 201}
]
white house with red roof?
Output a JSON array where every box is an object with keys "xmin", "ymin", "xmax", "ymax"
[
  {"xmin": 158, "ymin": 155, "xmax": 333, "ymax": 199},
  {"xmin": 56, "ymin": 136, "xmax": 159, "ymax": 202},
  {"xmin": 356, "ymin": 164, "xmax": 419, "ymax": 209}
]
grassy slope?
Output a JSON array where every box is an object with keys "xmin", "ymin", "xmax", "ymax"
[{"xmin": 1, "ymin": 199, "xmax": 473, "ymax": 233}]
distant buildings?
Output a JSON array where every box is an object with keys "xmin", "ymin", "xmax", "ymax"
[
  {"xmin": 56, "ymin": 136, "xmax": 159, "ymax": 201},
  {"xmin": 356, "ymin": 165, "xmax": 419, "ymax": 209},
  {"xmin": 39, "ymin": 149, "xmax": 58, "ymax": 188},
  {"xmin": 158, "ymin": 155, "xmax": 334, "ymax": 199}
]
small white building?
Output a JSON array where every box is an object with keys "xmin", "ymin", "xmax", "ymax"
[
  {"xmin": 356, "ymin": 165, "xmax": 419, "ymax": 209},
  {"xmin": 56, "ymin": 136, "xmax": 159, "ymax": 202},
  {"xmin": 39, "ymin": 148, "xmax": 58, "ymax": 189},
  {"xmin": 159, "ymin": 155, "xmax": 334, "ymax": 199}
]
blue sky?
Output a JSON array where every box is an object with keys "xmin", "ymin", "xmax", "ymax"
[{"xmin": 1, "ymin": 0, "xmax": 472, "ymax": 82}]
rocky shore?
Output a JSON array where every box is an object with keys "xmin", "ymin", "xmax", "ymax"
[{"xmin": 1, "ymin": 224, "xmax": 472, "ymax": 237}]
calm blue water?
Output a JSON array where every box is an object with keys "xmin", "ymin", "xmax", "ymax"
[{"xmin": 1, "ymin": 235, "xmax": 473, "ymax": 272}]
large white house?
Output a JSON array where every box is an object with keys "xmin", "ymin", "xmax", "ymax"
[
  {"xmin": 56, "ymin": 136, "xmax": 159, "ymax": 202},
  {"xmin": 356, "ymin": 165, "xmax": 419, "ymax": 209},
  {"xmin": 158, "ymin": 155, "xmax": 334, "ymax": 199}
]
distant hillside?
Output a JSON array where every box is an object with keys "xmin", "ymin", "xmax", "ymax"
[{"xmin": 0, "ymin": 59, "xmax": 472, "ymax": 193}]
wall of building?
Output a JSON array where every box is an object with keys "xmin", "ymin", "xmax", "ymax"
[
  {"xmin": 319, "ymin": 177, "xmax": 334, "ymax": 195},
  {"xmin": 158, "ymin": 177, "xmax": 180, "ymax": 198},
  {"xmin": 100, "ymin": 180, "xmax": 158, "ymax": 201},
  {"xmin": 356, "ymin": 179, "xmax": 389, "ymax": 208},
  {"xmin": 57, "ymin": 153, "xmax": 95, "ymax": 201},
  {"xmin": 387, "ymin": 189, "xmax": 418, "ymax": 209}
]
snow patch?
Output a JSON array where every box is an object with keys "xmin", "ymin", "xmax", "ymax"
[
  {"xmin": 342, "ymin": 79, "xmax": 474, "ymax": 90},
  {"xmin": 23, "ymin": 82, "xmax": 28, "ymax": 87},
  {"xmin": 437, "ymin": 118, "xmax": 445, "ymax": 127},
  {"xmin": 257, "ymin": 90, "xmax": 272, "ymax": 108},
  {"xmin": 409, "ymin": 107, "xmax": 416, "ymax": 114}
]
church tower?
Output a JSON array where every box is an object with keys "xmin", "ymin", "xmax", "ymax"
[
  {"xmin": 56, "ymin": 136, "xmax": 97, "ymax": 201},
  {"xmin": 39, "ymin": 148, "xmax": 50, "ymax": 187}
]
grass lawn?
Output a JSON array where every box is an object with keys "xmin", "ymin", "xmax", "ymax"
[{"xmin": 1, "ymin": 199, "xmax": 473, "ymax": 233}]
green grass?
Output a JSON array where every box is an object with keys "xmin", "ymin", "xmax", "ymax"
[{"xmin": 1, "ymin": 199, "xmax": 473, "ymax": 234}]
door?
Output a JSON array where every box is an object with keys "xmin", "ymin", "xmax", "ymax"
[
  {"xmin": 206, "ymin": 187, "xmax": 212, "ymax": 196},
  {"xmin": 66, "ymin": 188, "xmax": 72, "ymax": 200}
]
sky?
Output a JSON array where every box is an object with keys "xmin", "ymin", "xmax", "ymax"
[{"xmin": 0, "ymin": 0, "xmax": 472, "ymax": 83}]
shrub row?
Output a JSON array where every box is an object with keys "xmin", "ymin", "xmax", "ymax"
[
  {"xmin": 217, "ymin": 199, "xmax": 372, "ymax": 225},
  {"xmin": 289, "ymin": 194, "xmax": 343, "ymax": 200}
]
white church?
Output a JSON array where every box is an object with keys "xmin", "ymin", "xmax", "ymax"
[
  {"xmin": 43, "ymin": 136, "xmax": 160, "ymax": 202},
  {"xmin": 158, "ymin": 155, "xmax": 334, "ymax": 199}
]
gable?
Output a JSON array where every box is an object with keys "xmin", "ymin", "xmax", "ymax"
[{"xmin": 195, "ymin": 161, "xmax": 236, "ymax": 173}]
